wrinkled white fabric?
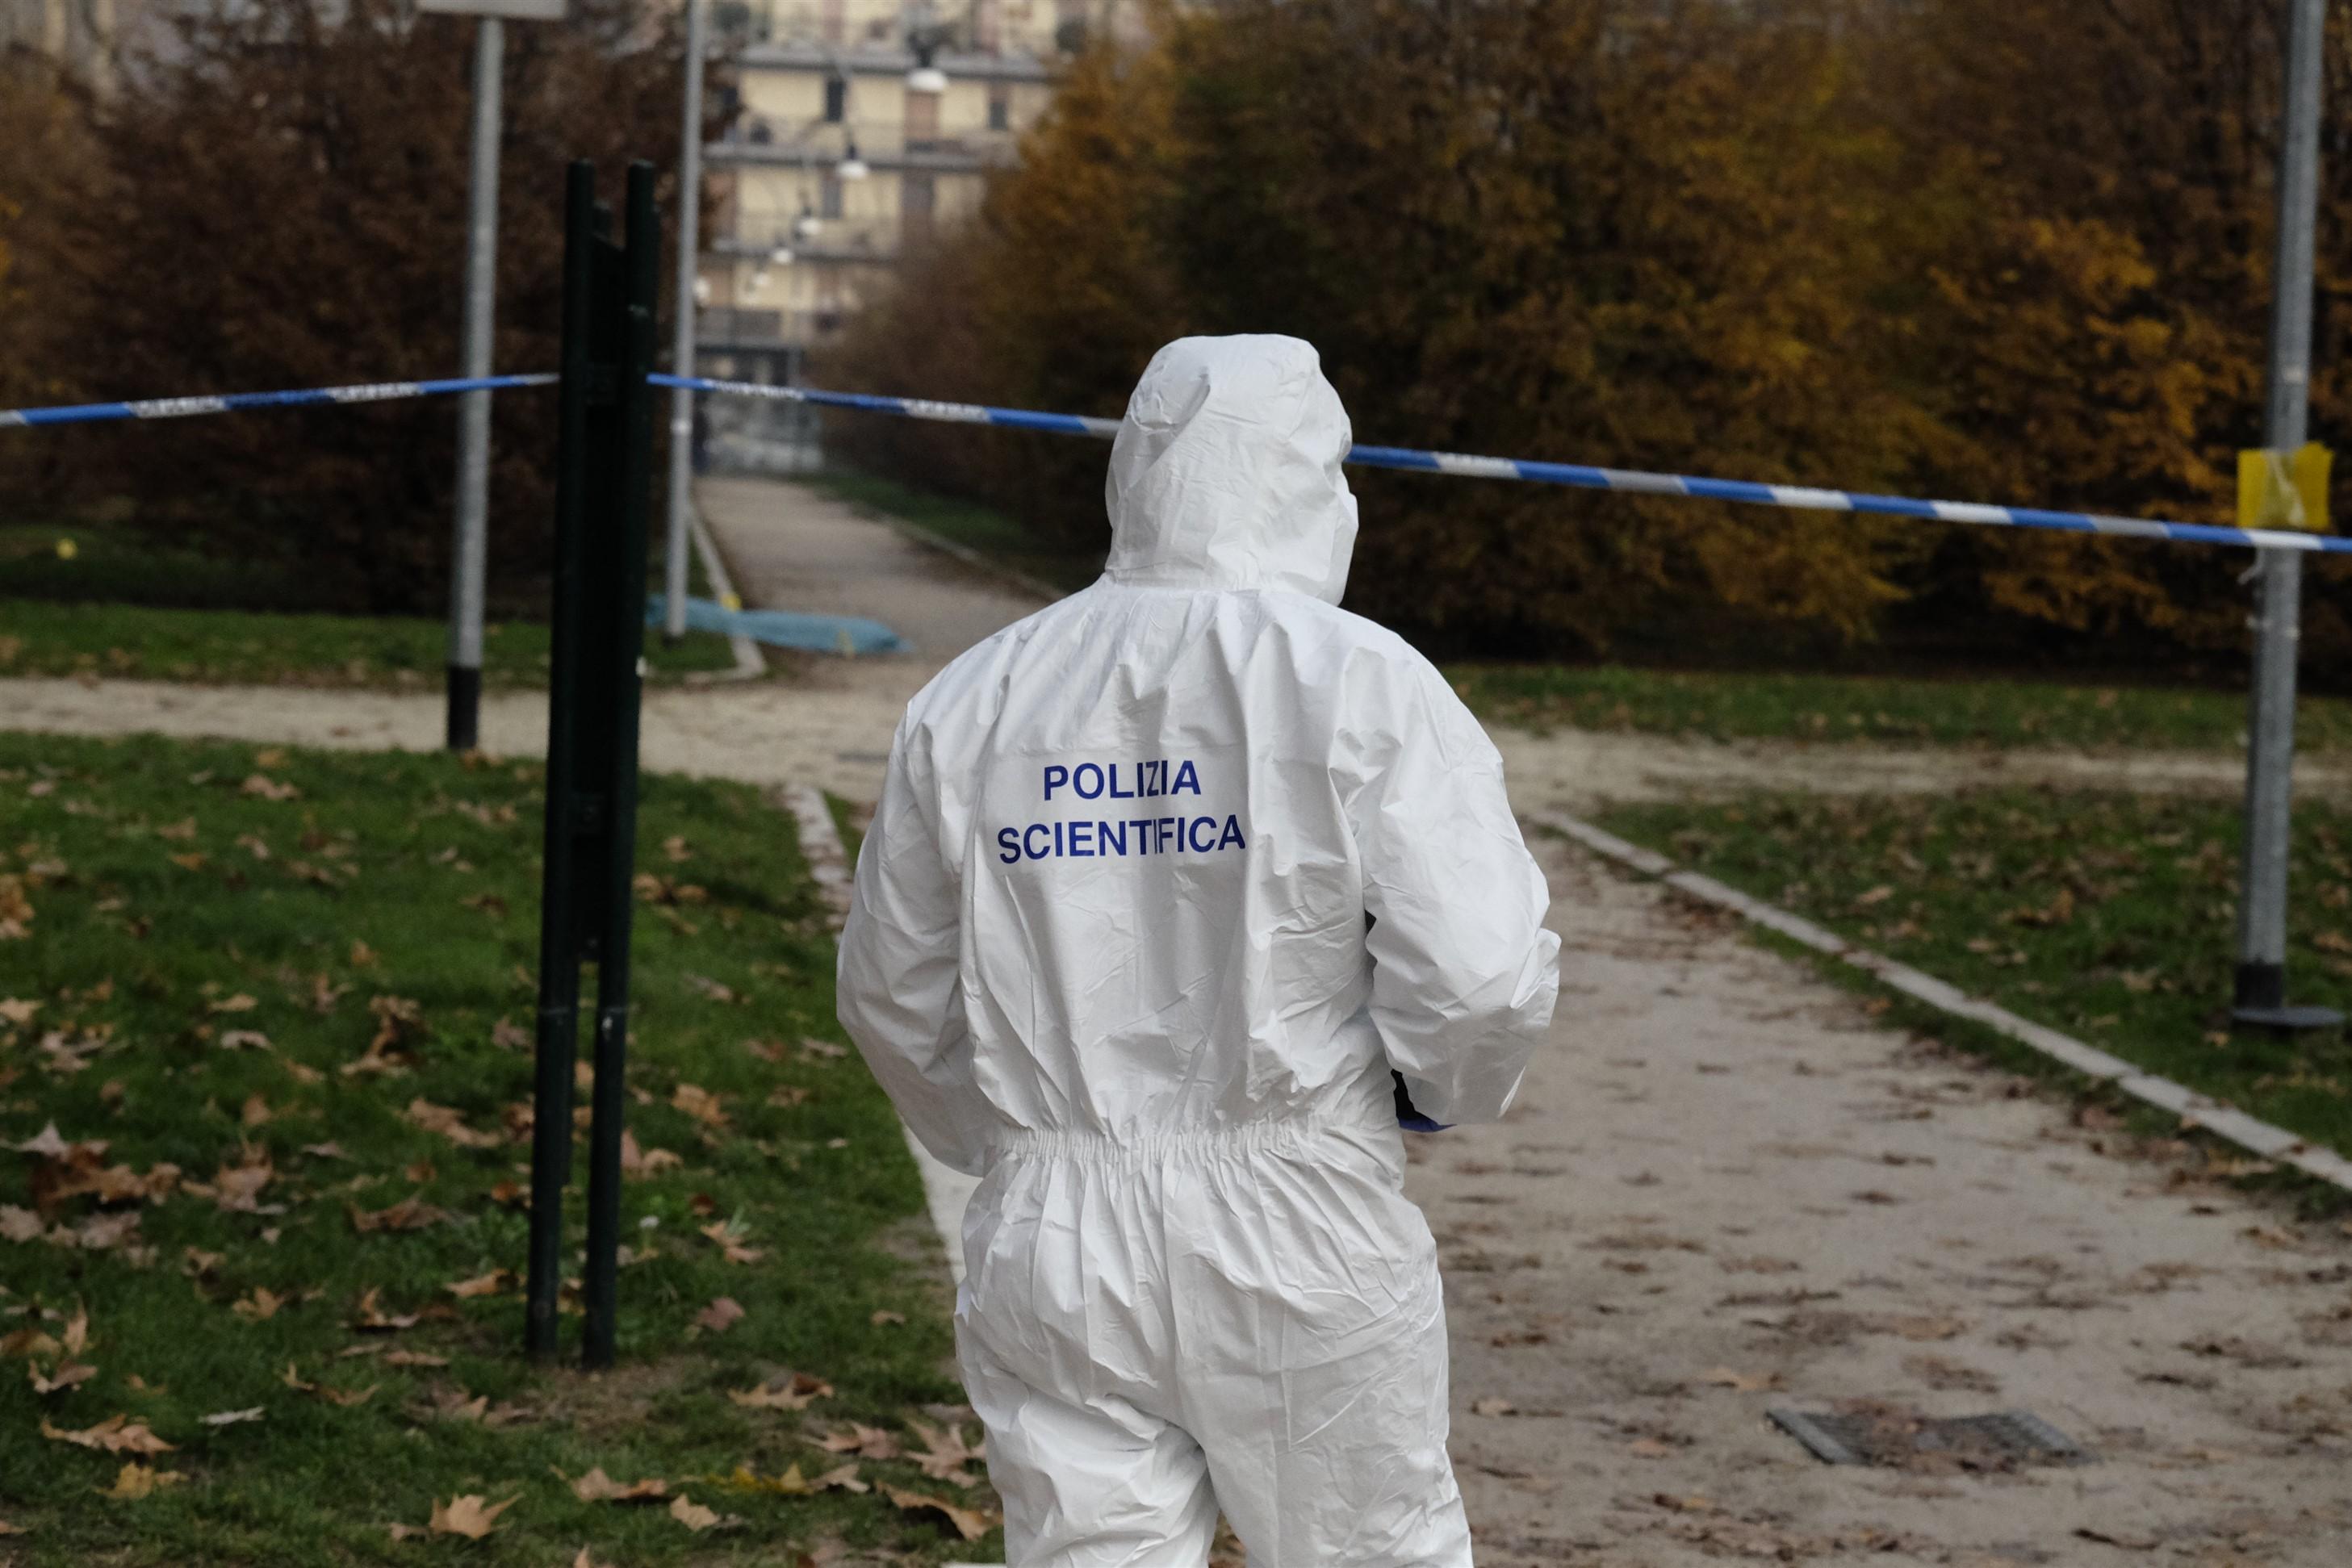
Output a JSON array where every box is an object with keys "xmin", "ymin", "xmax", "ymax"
[{"xmin": 839, "ymin": 334, "xmax": 1560, "ymax": 1566}]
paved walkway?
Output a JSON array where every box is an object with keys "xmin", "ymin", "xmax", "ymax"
[{"xmin": 6, "ymin": 476, "xmax": 2350, "ymax": 1562}]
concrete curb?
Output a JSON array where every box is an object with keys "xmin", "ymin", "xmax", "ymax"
[
  {"xmin": 773, "ymin": 782, "xmax": 981, "ymax": 1286},
  {"xmin": 1532, "ymin": 808, "xmax": 2352, "ymax": 1194},
  {"xmin": 684, "ymin": 489, "xmax": 768, "ymax": 680},
  {"xmin": 860, "ymin": 508, "xmax": 1074, "ymax": 605}
]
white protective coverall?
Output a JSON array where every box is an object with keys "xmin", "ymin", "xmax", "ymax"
[{"xmin": 837, "ymin": 334, "xmax": 1560, "ymax": 1566}]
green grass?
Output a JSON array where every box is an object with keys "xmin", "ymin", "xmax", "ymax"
[
  {"xmin": 1594, "ymin": 789, "xmax": 2352, "ymax": 1170},
  {"xmin": 1450, "ymin": 663, "xmax": 2352, "ymax": 752},
  {"xmin": 804, "ymin": 470, "xmax": 1103, "ymax": 594},
  {"xmin": 0, "ymin": 600, "xmax": 739, "ymax": 689},
  {"xmin": 0, "ymin": 734, "xmax": 998, "ymax": 1564},
  {"xmin": 0, "ymin": 518, "xmax": 742, "ymax": 688}
]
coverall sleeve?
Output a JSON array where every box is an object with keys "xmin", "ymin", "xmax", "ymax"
[
  {"xmin": 836, "ymin": 716, "xmax": 990, "ymax": 1176},
  {"xmin": 1344, "ymin": 654, "xmax": 1561, "ymax": 1126}
]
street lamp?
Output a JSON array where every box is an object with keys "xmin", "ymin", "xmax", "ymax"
[{"xmin": 838, "ymin": 138, "xmax": 869, "ymax": 182}]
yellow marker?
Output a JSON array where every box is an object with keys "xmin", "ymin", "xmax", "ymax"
[
  {"xmin": 720, "ymin": 592, "xmax": 742, "ymax": 613},
  {"xmin": 2237, "ymin": 443, "xmax": 2333, "ymax": 533},
  {"xmin": 55, "ymin": 537, "xmax": 77, "ymax": 560}
]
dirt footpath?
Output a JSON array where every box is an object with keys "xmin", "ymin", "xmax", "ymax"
[{"xmin": 1432, "ymin": 837, "xmax": 2352, "ymax": 1566}]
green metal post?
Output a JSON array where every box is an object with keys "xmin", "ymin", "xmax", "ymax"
[
  {"xmin": 525, "ymin": 161, "xmax": 601, "ymax": 1361},
  {"xmin": 580, "ymin": 161, "xmax": 662, "ymax": 1371}
]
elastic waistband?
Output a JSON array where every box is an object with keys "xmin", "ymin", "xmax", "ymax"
[{"xmin": 989, "ymin": 1110, "xmax": 1389, "ymax": 1167}]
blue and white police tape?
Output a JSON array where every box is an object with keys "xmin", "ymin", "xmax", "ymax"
[
  {"xmin": 655, "ymin": 371, "xmax": 2352, "ymax": 560},
  {"xmin": 0, "ymin": 373, "xmax": 559, "ymax": 429}
]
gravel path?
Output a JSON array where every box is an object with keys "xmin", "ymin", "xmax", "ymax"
[
  {"xmin": 7, "ymin": 476, "xmax": 2349, "ymax": 1561},
  {"xmin": 1437, "ymin": 838, "xmax": 2351, "ymax": 1566}
]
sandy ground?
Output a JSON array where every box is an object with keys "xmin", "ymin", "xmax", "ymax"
[
  {"xmin": 1436, "ymin": 840, "xmax": 2352, "ymax": 1566},
  {"xmin": 7, "ymin": 476, "xmax": 2350, "ymax": 1561}
]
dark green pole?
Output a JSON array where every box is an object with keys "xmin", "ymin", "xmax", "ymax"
[
  {"xmin": 525, "ymin": 161, "xmax": 601, "ymax": 1362},
  {"xmin": 580, "ymin": 161, "xmax": 661, "ymax": 1371}
]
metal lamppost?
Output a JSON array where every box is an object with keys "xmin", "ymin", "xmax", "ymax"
[
  {"xmin": 659, "ymin": 0, "xmax": 711, "ymax": 644},
  {"xmin": 425, "ymin": 0, "xmax": 567, "ymax": 751},
  {"xmin": 2232, "ymin": 0, "xmax": 2340, "ymax": 1032}
]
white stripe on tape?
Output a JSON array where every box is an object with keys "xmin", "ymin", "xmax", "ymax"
[
  {"xmin": 1433, "ymin": 452, "xmax": 1522, "ymax": 479},
  {"xmin": 329, "ymin": 383, "xmax": 424, "ymax": 403},
  {"xmin": 1931, "ymin": 500, "xmax": 2015, "ymax": 525},
  {"xmin": 902, "ymin": 399, "xmax": 990, "ymax": 424},
  {"xmin": 1767, "ymin": 485, "xmax": 1853, "ymax": 511},
  {"xmin": 129, "ymin": 396, "xmax": 229, "ymax": 420},
  {"xmin": 1597, "ymin": 468, "xmax": 1689, "ymax": 496}
]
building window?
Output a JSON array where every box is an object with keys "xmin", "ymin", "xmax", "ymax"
[
  {"xmin": 823, "ymin": 75, "xmax": 847, "ymax": 123},
  {"xmin": 820, "ymin": 174, "xmax": 843, "ymax": 220},
  {"xmin": 988, "ymin": 83, "xmax": 1011, "ymax": 132},
  {"xmin": 901, "ymin": 173, "xmax": 935, "ymax": 244},
  {"xmin": 905, "ymin": 87, "xmax": 940, "ymax": 148}
]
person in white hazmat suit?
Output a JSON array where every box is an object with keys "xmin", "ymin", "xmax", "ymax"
[{"xmin": 837, "ymin": 333, "xmax": 1560, "ymax": 1566}]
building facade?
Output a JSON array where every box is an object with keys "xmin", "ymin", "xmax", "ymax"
[{"xmin": 698, "ymin": 1, "xmax": 1126, "ymax": 391}]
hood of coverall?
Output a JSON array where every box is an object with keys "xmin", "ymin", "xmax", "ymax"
[{"xmin": 1103, "ymin": 335, "xmax": 1360, "ymax": 604}]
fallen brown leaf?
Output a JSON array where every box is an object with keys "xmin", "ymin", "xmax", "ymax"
[
  {"xmin": 668, "ymin": 1495, "xmax": 735, "ymax": 1532},
  {"xmin": 568, "ymin": 1466, "xmax": 670, "ymax": 1504},
  {"xmin": 446, "ymin": 1269, "xmax": 513, "ymax": 1299},
  {"xmin": 200, "ymin": 1407, "xmax": 264, "ymax": 1428},
  {"xmin": 428, "ymin": 1494, "xmax": 518, "ymax": 1541},
  {"xmin": 727, "ymin": 1371, "xmax": 831, "ymax": 1411},
  {"xmin": 694, "ymin": 1297, "xmax": 744, "ymax": 1335},
  {"xmin": 881, "ymin": 1483, "xmax": 997, "ymax": 1542},
  {"xmin": 818, "ymin": 1422, "xmax": 902, "ymax": 1461},
  {"xmin": 97, "ymin": 1462, "xmax": 186, "ymax": 1499},
  {"xmin": 41, "ymin": 1414, "xmax": 175, "ymax": 1454}
]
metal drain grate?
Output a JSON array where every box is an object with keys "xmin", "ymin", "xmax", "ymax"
[{"xmin": 1768, "ymin": 1407, "xmax": 2092, "ymax": 1470}]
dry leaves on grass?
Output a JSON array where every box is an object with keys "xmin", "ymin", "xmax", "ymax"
[
  {"xmin": 97, "ymin": 1462, "xmax": 185, "ymax": 1499},
  {"xmin": 31, "ymin": 1360, "xmax": 98, "ymax": 1394},
  {"xmin": 349, "ymin": 1195, "xmax": 450, "ymax": 1234},
  {"xmin": 349, "ymin": 1289, "xmax": 421, "ymax": 1332},
  {"xmin": 671, "ymin": 1083, "xmax": 730, "ymax": 1131},
  {"xmin": 701, "ymin": 1219, "xmax": 765, "ymax": 1265},
  {"xmin": 404, "ymin": 1098, "xmax": 502, "ymax": 1149},
  {"xmin": 567, "ymin": 1466, "xmax": 670, "ymax": 1504},
  {"xmin": 40, "ymin": 1414, "xmax": 174, "ymax": 1454},
  {"xmin": 668, "ymin": 1495, "xmax": 741, "ymax": 1532},
  {"xmin": 799, "ymin": 1037, "xmax": 848, "ymax": 1061},
  {"xmin": 818, "ymin": 1422, "xmax": 902, "ymax": 1461},
  {"xmin": 446, "ymin": 1269, "xmax": 514, "ymax": 1300},
  {"xmin": 619, "ymin": 1131, "xmax": 684, "ymax": 1178},
  {"xmin": 882, "ymin": 1484, "xmax": 998, "ymax": 1542},
  {"xmin": 232, "ymin": 1287, "xmax": 287, "ymax": 1322},
  {"xmin": 200, "ymin": 1407, "xmax": 264, "ymax": 1428},
  {"xmin": 694, "ymin": 1298, "xmax": 744, "ymax": 1335},
  {"xmin": 427, "ymin": 1494, "xmax": 518, "ymax": 1540},
  {"xmin": 728, "ymin": 1371, "xmax": 832, "ymax": 1411},
  {"xmin": 906, "ymin": 1419, "xmax": 986, "ymax": 1486},
  {"xmin": 727, "ymin": 1462, "xmax": 868, "ymax": 1495}
]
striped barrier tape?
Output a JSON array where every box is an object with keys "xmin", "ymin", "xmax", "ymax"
[
  {"xmin": 654, "ymin": 371, "xmax": 2352, "ymax": 559},
  {"xmin": 0, "ymin": 374, "xmax": 558, "ymax": 429},
  {"xmin": 8, "ymin": 366, "xmax": 2342, "ymax": 560}
]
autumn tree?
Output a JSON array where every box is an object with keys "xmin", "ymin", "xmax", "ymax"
[
  {"xmin": 9, "ymin": 0, "xmax": 693, "ymax": 615},
  {"xmin": 835, "ymin": 1, "xmax": 1947, "ymax": 653}
]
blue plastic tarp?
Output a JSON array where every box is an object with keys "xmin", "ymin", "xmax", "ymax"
[{"xmin": 645, "ymin": 594, "xmax": 908, "ymax": 656}]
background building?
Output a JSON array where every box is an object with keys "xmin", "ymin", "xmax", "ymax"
[{"xmin": 697, "ymin": 2, "xmax": 1131, "ymax": 462}]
